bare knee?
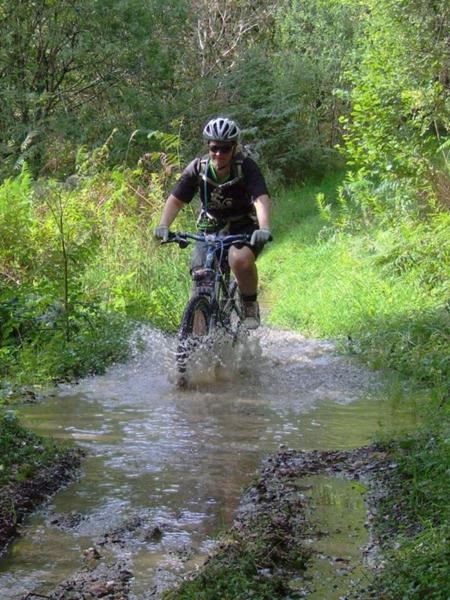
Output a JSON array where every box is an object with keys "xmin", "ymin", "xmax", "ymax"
[{"xmin": 229, "ymin": 246, "xmax": 255, "ymax": 273}]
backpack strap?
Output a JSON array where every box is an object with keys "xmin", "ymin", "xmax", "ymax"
[
  {"xmin": 198, "ymin": 153, "xmax": 246, "ymax": 215},
  {"xmin": 198, "ymin": 154, "xmax": 245, "ymax": 189}
]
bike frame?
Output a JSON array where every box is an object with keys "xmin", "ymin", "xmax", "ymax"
[
  {"xmin": 162, "ymin": 231, "xmax": 257, "ymax": 385},
  {"xmin": 163, "ymin": 231, "xmax": 251, "ymax": 329}
]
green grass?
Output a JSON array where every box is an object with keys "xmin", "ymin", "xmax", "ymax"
[
  {"xmin": 81, "ymin": 213, "xmax": 194, "ymax": 332},
  {"xmin": 376, "ymin": 524, "xmax": 450, "ymax": 600},
  {"xmin": 0, "ymin": 309, "xmax": 133, "ymax": 403},
  {"xmin": 259, "ymin": 174, "xmax": 450, "ymax": 393},
  {"xmin": 258, "ymin": 173, "xmax": 450, "ymax": 599},
  {"xmin": 0, "ymin": 160, "xmax": 196, "ymax": 396},
  {"xmin": 0, "ymin": 412, "xmax": 70, "ymax": 486},
  {"xmin": 371, "ymin": 413, "xmax": 450, "ymax": 599}
]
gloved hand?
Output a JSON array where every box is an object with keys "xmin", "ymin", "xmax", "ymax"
[
  {"xmin": 250, "ymin": 228, "xmax": 271, "ymax": 247},
  {"xmin": 154, "ymin": 224, "xmax": 169, "ymax": 242}
]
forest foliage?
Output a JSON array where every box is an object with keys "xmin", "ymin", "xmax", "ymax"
[
  {"xmin": 0, "ymin": 0, "xmax": 448, "ymax": 389},
  {"xmin": 0, "ymin": 2, "xmax": 449, "ymax": 597}
]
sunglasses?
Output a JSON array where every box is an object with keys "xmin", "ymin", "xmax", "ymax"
[{"xmin": 209, "ymin": 144, "xmax": 234, "ymax": 154}]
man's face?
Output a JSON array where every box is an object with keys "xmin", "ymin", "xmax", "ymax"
[{"xmin": 208, "ymin": 141, "xmax": 235, "ymax": 171}]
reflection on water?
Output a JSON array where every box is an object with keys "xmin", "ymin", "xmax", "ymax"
[
  {"xmin": 0, "ymin": 326, "xmax": 417, "ymax": 599},
  {"xmin": 301, "ymin": 475, "xmax": 371, "ymax": 599}
]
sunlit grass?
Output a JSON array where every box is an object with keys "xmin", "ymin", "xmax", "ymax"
[
  {"xmin": 259, "ymin": 174, "xmax": 449, "ymax": 392},
  {"xmin": 259, "ymin": 173, "xmax": 450, "ymax": 600}
]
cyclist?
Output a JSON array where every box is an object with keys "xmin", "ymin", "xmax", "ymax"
[{"xmin": 154, "ymin": 116, "xmax": 271, "ymax": 329}]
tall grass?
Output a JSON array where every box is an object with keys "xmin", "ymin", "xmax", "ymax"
[
  {"xmin": 81, "ymin": 201, "xmax": 193, "ymax": 331},
  {"xmin": 0, "ymin": 131, "xmax": 196, "ymax": 394},
  {"xmin": 259, "ymin": 173, "xmax": 450, "ymax": 599},
  {"xmin": 259, "ymin": 174, "xmax": 450, "ymax": 393}
]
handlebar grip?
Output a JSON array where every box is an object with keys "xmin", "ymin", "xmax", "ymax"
[{"xmin": 160, "ymin": 232, "xmax": 189, "ymax": 247}]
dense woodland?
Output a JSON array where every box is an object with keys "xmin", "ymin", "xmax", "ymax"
[
  {"xmin": 1, "ymin": 0, "xmax": 448, "ymax": 383},
  {"xmin": 0, "ymin": 1, "xmax": 449, "ymax": 596}
]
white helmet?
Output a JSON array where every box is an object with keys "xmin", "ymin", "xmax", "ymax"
[{"xmin": 203, "ymin": 117, "xmax": 240, "ymax": 142}]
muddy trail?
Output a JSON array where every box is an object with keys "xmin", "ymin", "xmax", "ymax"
[{"xmin": 0, "ymin": 326, "xmax": 416, "ymax": 599}]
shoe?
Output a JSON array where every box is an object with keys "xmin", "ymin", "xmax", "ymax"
[{"xmin": 242, "ymin": 300, "xmax": 260, "ymax": 330}]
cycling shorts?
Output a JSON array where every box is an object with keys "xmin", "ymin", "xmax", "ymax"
[{"xmin": 191, "ymin": 221, "xmax": 262, "ymax": 272}]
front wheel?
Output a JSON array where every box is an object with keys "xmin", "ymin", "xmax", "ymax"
[{"xmin": 176, "ymin": 294, "xmax": 213, "ymax": 384}]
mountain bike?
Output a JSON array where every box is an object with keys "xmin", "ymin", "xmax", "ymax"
[{"xmin": 162, "ymin": 231, "xmax": 251, "ymax": 385}]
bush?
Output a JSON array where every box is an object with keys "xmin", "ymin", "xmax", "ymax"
[{"xmin": 0, "ymin": 129, "xmax": 194, "ymax": 391}]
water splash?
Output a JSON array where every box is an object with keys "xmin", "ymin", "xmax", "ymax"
[{"xmin": 166, "ymin": 326, "xmax": 263, "ymax": 388}]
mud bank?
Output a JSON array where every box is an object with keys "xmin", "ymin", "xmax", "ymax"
[
  {"xmin": 0, "ymin": 448, "xmax": 84, "ymax": 557},
  {"xmin": 37, "ymin": 444, "xmax": 398, "ymax": 600},
  {"xmin": 44, "ymin": 561, "xmax": 133, "ymax": 600},
  {"xmin": 163, "ymin": 444, "xmax": 396, "ymax": 599}
]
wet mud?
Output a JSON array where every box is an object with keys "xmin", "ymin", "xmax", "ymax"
[
  {"xmin": 22, "ymin": 444, "xmax": 396, "ymax": 599},
  {"xmin": 0, "ymin": 449, "xmax": 84, "ymax": 556},
  {"xmin": 40, "ymin": 561, "xmax": 133, "ymax": 599},
  {"xmin": 239, "ymin": 444, "xmax": 394, "ymax": 590},
  {"xmin": 162, "ymin": 444, "xmax": 396, "ymax": 599}
]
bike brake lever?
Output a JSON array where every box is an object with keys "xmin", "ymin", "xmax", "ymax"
[{"xmin": 160, "ymin": 237, "xmax": 190, "ymax": 248}]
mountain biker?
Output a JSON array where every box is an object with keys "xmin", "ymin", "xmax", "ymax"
[{"xmin": 154, "ymin": 116, "xmax": 271, "ymax": 329}]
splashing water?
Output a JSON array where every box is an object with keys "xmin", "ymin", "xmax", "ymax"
[{"xmin": 168, "ymin": 326, "xmax": 262, "ymax": 387}]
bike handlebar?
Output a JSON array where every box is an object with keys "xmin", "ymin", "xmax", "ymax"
[{"xmin": 162, "ymin": 231, "xmax": 253, "ymax": 249}]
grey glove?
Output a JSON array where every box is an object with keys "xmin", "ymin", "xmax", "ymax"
[
  {"xmin": 154, "ymin": 224, "xmax": 169, "ymax": 242},
  {"xmin": 250, "ymin": 228, "xmax": 271, "ymax": 247}
]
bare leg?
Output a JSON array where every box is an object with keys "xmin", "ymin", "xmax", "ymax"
[{"xmin": 228, "ymin": 245, "xmax": 258, "ymax": 296}]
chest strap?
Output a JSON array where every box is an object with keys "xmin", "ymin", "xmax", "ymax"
[{"xmin": 199, "ymin": 157, "xmax": 244, "ymax": 189}]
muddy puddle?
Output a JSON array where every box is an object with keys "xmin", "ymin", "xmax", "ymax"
[
  {"xmin": 0, "ymin": 326, "xmax": 417, "ymax": 598},
  {"xmin": 301, "ymin": 475, "xmax": 371, "ymax": 599}
]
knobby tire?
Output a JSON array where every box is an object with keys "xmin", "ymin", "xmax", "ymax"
[{"xmin": 176, "ymin": 293, "xmax": 214, "ymax": 385}]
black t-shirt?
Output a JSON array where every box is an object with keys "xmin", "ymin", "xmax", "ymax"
[{"xmin": 170, "ymin": 153, "xmax": 269, "ymax": 222}]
